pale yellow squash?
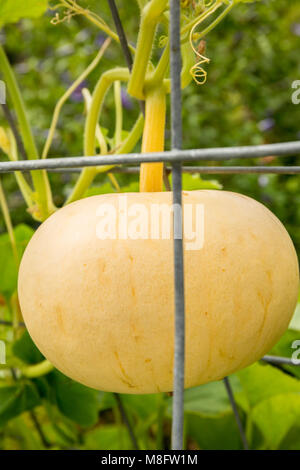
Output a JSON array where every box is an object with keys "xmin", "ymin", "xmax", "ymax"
[{"xmin": 18, "ymin": 190, "xmax": 299, "ymax": 393}]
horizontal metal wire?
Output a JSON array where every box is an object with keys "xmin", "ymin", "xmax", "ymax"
[
  {"xmin": 0, "ymin": 141, "xmax": 299, "ymax": 173},
  {"xmin": 262, "ymin": 355, "xmax": 300, "ymax": 366},
  {"xmin": 47, "ymin": 165, "xmax": 300, "ymax": 175}
]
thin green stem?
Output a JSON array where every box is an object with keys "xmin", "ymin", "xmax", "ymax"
[
  {"xmin": 1, "ymin": 127, "xmax": 35, "ymax": 207},
  {"xmin": 85, "ymin": 68, "xmax": 130, "ymax": 156},
  {"xmin": 148, "ymin": 42, "xmax": 170, "ymax": 88},
  {"xmin": 42, "ymin": 38, "xmax": 111, "ymax": 159},
  {"xmin": 65, "ymin": 113, "xmax": 144, "ymax": 204},
  {"xmin": 0, "ymin": 46, "xmax": 37, "ymax": 159},
  {"xmin": 65, "ymin": 68, "xmax": 129, "ymax": 205},
  {"xmin": 127, "ymin": 0, "xmax": 168, "ymax": 99},
  {"xmin": 22, "ymin": 360, "xmax": 54, "ymax": 379},
  {"xmin": 53, "ymin": 0, "xmax": 136, "ymax": 54},
  {"xmin": 0, "ymin": 45, "xmax": 55, "ymax": 221},
  {"xmin": 10, "ymin": 293, "xmax": 21, "ymax": 340},
  {"xmin": 82, "ymin": 87, "xmax": 119, "ymax": 191},
  {"xmin": 193, "ymin": 1, "xmax": 235, "ymax": 40},
  {"xmin": 82, "ymin": 88, "xmax": 108, "ymax": 155},
  {"xmin": 163, "ymin": 42, "xmax": 195, "ymax": 93},
  {"xmin": 181, "ymin": 0, "xmax": 222, "ymax": 38},
  {"xmin": 0, "ymin": 178, "xmax": 19, "ymax": 268}
]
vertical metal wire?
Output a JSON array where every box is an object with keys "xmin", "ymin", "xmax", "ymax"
[
  {"xmin": 223, "ymin": 377, "xmax": 249, "ymax": 450},
  {"xmin": 170, "ymin": 0, "xmax": 185, "ymax": 451}
]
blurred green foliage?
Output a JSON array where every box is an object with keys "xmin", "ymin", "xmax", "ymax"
[{"xmin": 0, "ymin": 0, "xmax": 300, "ymax": 450}]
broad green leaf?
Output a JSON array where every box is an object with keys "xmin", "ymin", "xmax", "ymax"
[
  {"xmin": 0, "ymin": 382, "xmax": 40, "ymax": 427},
  {"xmin": 4, "ymin": 414, "xmax": 44, "ymax": 450},
  {"xmin": 279, "ymin": 424, "xmax": 300, "ymax": 450},
  {"xmin": 13, "ymin": 330, "xmax": 44, "ymax": 365},
  {"xmin": 249, "ymin": 393, "xmax": 300, "ymax": 449},
  {"xmin": 167, "ymin": 377, "xmax": 246, "ymax": 418},
  {"xmin": 47, "ymin": 370, "xmax": 99, "ymax": 427},
  {"xmin": 84, "ymin": 180, "xmax": 139, "ymax": 197},
  {"xmin": 98, "ymin": 391, "xmax": 116, "ymax": 411},
  {"xmin": 167, "ymin": 379, "xmax": 247, "ymax": 450},
  {"xmin": 237, "ymin": 362, "xmax": 300, "ymax": 408},
  {"xmin": 0, "ymin": 0, "xmax": 48, "ymax": 27},
  {"xmin": 186, "ymin": 412, "xmax": 242, "ymax": 450},
  {"xmin": 0, "ymin": 224, "xmax": 34, "ymax": 298},
  {"xmin": 170, "ymin": 173, "xmax": 222, "ymax": 191},
  {"xmin": 121, "ymin": 393, "xmax": 159, "ymax": 420},
  {"xmin": 84, "ymin": 424, "xmax": 132, "ymax": 450}
]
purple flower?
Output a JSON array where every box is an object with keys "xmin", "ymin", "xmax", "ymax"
[
  {"xmin": 70, "ymin": 79, "xmax": 88, "ymax": 103},
  {"xmin": 95, "ymin": 34, "xmax": 107, "ymax": 47},
  {"xmin": 258, "ymin": 118, "xmax": 275, "ymax": 132},
  {"xmin": 121, "ymin": 87, "xmax": 133, "ymax": 110},
  {"xmin": 291, "ymin": 23, "xmax": 300, "ymax": 37}
]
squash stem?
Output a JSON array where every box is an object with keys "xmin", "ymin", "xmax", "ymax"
[{"xmin": 140, "ymin": 86, "xmax": 166, "ymax": 192}]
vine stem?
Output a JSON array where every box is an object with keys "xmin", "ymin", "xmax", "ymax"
[
  {"xmin": 0, "ymin": 178, "xmax": 19, "ymax": 267},
  {"xmin": 0, "ymin": 127, "xmax": 35, "ymax": 207},
  {"xmin": 42, "ymin": 38, "xmax": 111, "ymax": 159},
  {"xmin": 85, "ymin": 68, "xmax": 130, "ymax": 156},
  {"xmin": 0, "ymin": 45, "xmax": 55, "ymax": 221},
  {"xmin": 113, "ymin": 393, "xmax": 139, "ymax": 450},
  {"xmin": 83, "ymin": 87, "xmax": 120, "ymax": 191},
  {"xmin": 140, "ymin": 86, "xmax": 166, "ymax": 192},
  {"xmin": 22, "ymin": 360, "xmax": 54, "ymax": 378},
  {"xmin": 53, "ymin": 0, "xmax": 136, "ymax": 54},
  {"xmin": 65, "ymin": 67, "xmax": 133, "ymax": 204},
  {"xmin": 127, "ymin": 0, "xmax": 169, "ymax": 99},
  {"xmin": 65, "ymin": 113, "xmax": 144, "ymax": 204},
  {"xmin": 29, "ymin": 410, "xmax": 51, "ymax": 448},
  {"xmin": 181, "ymin": 0, "xmax": 222, "ymax": 37}
]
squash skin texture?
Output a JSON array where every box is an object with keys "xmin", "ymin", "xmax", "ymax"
[{"xmin": 18, "ymin": 190, "xmax": 299, "ymax": 393}]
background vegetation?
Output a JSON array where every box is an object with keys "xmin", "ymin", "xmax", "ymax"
[{"xmin": 0, "ymin": 0, "xmax": 300, "ymax": 450}]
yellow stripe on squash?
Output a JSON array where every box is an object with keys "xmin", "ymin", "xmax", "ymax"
[{"xmin": 18, "ymin": 190, "xmax": 299, "ymax": 393}]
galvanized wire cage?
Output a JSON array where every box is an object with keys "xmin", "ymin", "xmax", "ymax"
[{"xmin": 1, "ymin": 0, "xmax": 300, "ymax": 451}]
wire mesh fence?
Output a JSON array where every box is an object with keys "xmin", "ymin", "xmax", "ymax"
[{"xmin": 1, "ymin": 0, "xmax": 300, "ymax": 452}]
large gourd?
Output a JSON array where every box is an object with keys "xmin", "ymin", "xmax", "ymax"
[{"xmin": 18, "ymin": 190, "xmax": 299, "ymax": 393}]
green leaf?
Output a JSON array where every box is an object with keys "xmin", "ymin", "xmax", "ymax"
[
  {"xmin": 0, "ymin": 382, "xmax": 40, "ymax": 427},
  {"xmin": 0, "ymin": 224, "xmax": 34, "ymax": 298},
  {"xmin": 170, "ymin": 173, "xmax": 222, "ymax": 191},
  {"xmin": 168, "ymin": 377, "xmax": 246, "ymax": 418},
  {"xmin": 186, "ymin": 412, "xmax": 243, "ymax": 450},
  {"xmin": 237, "ymin": 362, "xmax": 300, "ymax": 408},
  {"xmin": 84, "ymin": 424, "xmax": 132, "ymax": 450},
  {"xmin": 84, "ymin": 180, "xmax": 139, "ymax": 197},
  {"xmin": 13, "ymin": 330, "xmax": 44, "ymax": 365},
  {"xmin": 167, "ymin": 379, "xmax": 247, "ymax": 450},
  {"xmin": 249, "ymin": 393, "xmax": 300, "ymax": 449},
  {"xmin": 121, "ymin": 393, "xmax": 158, "ymax": 421},
  {"xmin": 47, "ymin": 370, "xmax": 99, "ymax": 427},
  {"xmin": 0, "ymin": 0, "xmax": 48, "ymax": 27}
]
